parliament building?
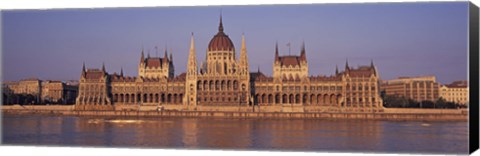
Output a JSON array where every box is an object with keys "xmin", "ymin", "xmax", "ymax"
[{"xmin": 75, "ymin": 16, "xmax": 383, "ymax": 112}]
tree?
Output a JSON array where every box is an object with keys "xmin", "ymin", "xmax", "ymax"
[
  {"xmin": 435, "ymin": 98, "xmax": 448, "ymax": 108},
  {"xmin": 421, "ymin": 100, "xmax": 434, "ymax": 108}
]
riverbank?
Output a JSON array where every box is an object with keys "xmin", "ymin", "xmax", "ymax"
[{"xmin": 1, "ymin": 105, "xmax": 468, "ymax": 121}]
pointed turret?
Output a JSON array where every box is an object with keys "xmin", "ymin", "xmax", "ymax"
[
  {"xmin": 81, "ymin": 62, "xmax": 86, "ymax": 77},
  {"xmin": 335, "ymin": 65, "xmax": 339, "ymax": 75},
  {"xmin": 163, "ymin": 48, "xmax": 168, "ymax": 63},
  {"xmin": 275, "ymin": 42, "xmax": 280, "ymax": 62},
  {"xmin": 300, "ymin": 41, "xmax": 306, "ymax": 61},
  {"xmin": 102, "ymin": 62, "xmax": 106, "ymax": 74},
  {"xmin": 345, "ymin": 59, "xmax": 350, "ymax": 72},
  {"xmin": 140, "ymin": 48, "xmax": 145, "ymax": 64},
  {"xmin": 170, "ymin": 52, "xmax": 173, "ymax": 63},
  {"xmin": 370, "ymin": 59, "xmax": 377, "ymax": 76},
  {"xmin": 120, "ymin": 67, "xmax": 124, "ymax": 77}
]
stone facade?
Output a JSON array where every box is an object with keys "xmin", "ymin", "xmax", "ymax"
[
  {"xmin": 74, "ymin": 16, "xmax": 384, "ymax": 112},
  {"xmin": 440, "ymin": 80, "xmax": 469, "ymax": 105},
  {"xmin": 381, "ymin": 76, "xmax": 440, "ymax": 102},
  {"xmin": 41, "ymin": 81, "xmax": 64, "ymax": 103}
]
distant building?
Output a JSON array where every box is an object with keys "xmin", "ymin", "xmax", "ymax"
[
  {"xmin": 2, "ymin": 79, "xmax": 78, "ymax": 105},
  {"xmin": 3, "ymin": 78, "xmax": 42, "ymax": 104},
  {"xmin": 381, "ymin": 76, "xmax": 440, "ymax": 102},
  {"xmin": 41, "ymin": 80, "xmax": 79, "ymax": 104},
  {"xmin": 65, "ymin": 80, "xmax": 79, "ymax": 86},
  {"xmin": 440, "ymin": 80, "xmax": 468, "ymax": 105},
  {"xmin": 74, "ymin": 16, "xmax": 384, "ymax": 112}
]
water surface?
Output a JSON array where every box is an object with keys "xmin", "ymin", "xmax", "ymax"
[{"xmin": 1, "ymin": 114, "xmax": 468, "ymax": 154}]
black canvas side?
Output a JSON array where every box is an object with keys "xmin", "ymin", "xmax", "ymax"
[{"xmin": 469, "ymin": 1, "xmax": 479, "ymax": 154}]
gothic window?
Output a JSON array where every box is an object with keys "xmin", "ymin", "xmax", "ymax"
[
  {"xmin": 233, "ymin": 81, "xmax": 238, "ymax": 90},
  {"xmin": 221, "ymin": 80, "xmax": 225, "ymax": 90}
]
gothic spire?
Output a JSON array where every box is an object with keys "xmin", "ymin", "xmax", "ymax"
[
  {"xmin": 241, "ymin": 32, "xmax": 246, "ymax": 51},
  {"xmin": 187, "ymin": 33, "xmax": 198, "ymax": 76},
  {"xmin": 190, "ymin": 32, "xmax": 195, "ymax": 51},
  {"xmin": 240, "ymin": 33, "xmax": 249, "ymax": 75}
]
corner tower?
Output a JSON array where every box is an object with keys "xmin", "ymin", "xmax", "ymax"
[{"xmin": 185, "ymin": 33, "xmax": 198, "ymax": 107}]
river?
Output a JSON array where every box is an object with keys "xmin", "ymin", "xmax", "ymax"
[{"xmin": 1, "ymin": 114, "xmax": 468, "ymax": 154}]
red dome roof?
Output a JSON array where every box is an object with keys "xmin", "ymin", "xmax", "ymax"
[
  {"xmin": 208, "ymin": 32, "xmax": 234, "ymax": 51},
  {"xmin": 207, "ymin": 16, "xmax": 235, "ymax": 51}
]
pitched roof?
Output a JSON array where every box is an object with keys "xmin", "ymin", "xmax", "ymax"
[
  {"xmin": 170, "ymin": 73, "xmax": 186, "ymax": 82},
  {"xmin": 446, "ymin": 80, "xmax": 468, "ymax": 88},
  {"xmin": 85, "ymin": 69, "xmax": 104, "ymax": 79},
  {"xmin": 145, "ymin": 57, "xmax": 166, "ymax": 68},
  {"xmin": 110, "ymin": 74, "xmax": 136, "ymax": 82},
  {"xmin": 346, "ymin": 66, "xmax": 374, "ymax": 77},
  {"xmin": 278, "ymin": 56, "xmax": 302, "ymax": 67},
  {"xmin": 251, "ymin": 72, "xmax": 273, "ymax": 82}
]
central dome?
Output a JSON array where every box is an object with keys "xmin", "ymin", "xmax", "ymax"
[{"xmin": 208, "ymin": 16, "xmax": 235, "ymax": 51}]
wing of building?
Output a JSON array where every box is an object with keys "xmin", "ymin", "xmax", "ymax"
[{"xmin": 74, "ymin": 16, "xmax": 383, "ymax": 112}]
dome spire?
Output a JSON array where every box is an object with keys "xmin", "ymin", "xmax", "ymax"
[{"xmin": 219, "ymin": 12, "xmax": 224, "ymax": 32}]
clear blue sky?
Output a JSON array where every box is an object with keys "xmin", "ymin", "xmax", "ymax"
[{"xmin": 2, "ymin": 2, "xmax": 468, "ymax": 84}]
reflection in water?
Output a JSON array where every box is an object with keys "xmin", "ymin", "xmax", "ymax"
[{"xmin": 2, "ymin": 114, "xmax": 468, "ymax": 154}]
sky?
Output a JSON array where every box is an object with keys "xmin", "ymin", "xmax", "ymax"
[{"xmin": 1, "ymin": 2, "xmax": 469, "ymax": 84}]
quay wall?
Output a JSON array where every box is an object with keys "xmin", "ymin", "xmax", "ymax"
[
  {"xmin": 1, "ymin": 105, "xmax": 74, "ymax": 111},
  {"xmin": 1, "ymin": 105, "xmax": 468, "ymax": 121}
]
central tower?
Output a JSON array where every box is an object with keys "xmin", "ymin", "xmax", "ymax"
[
  {"xmin": 186, "ymin": 15, "xmax": 251, "ymax": 108},
  {"xmin": 205, "ymin": 15, "xmax": 237, "ymax": 75}
]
